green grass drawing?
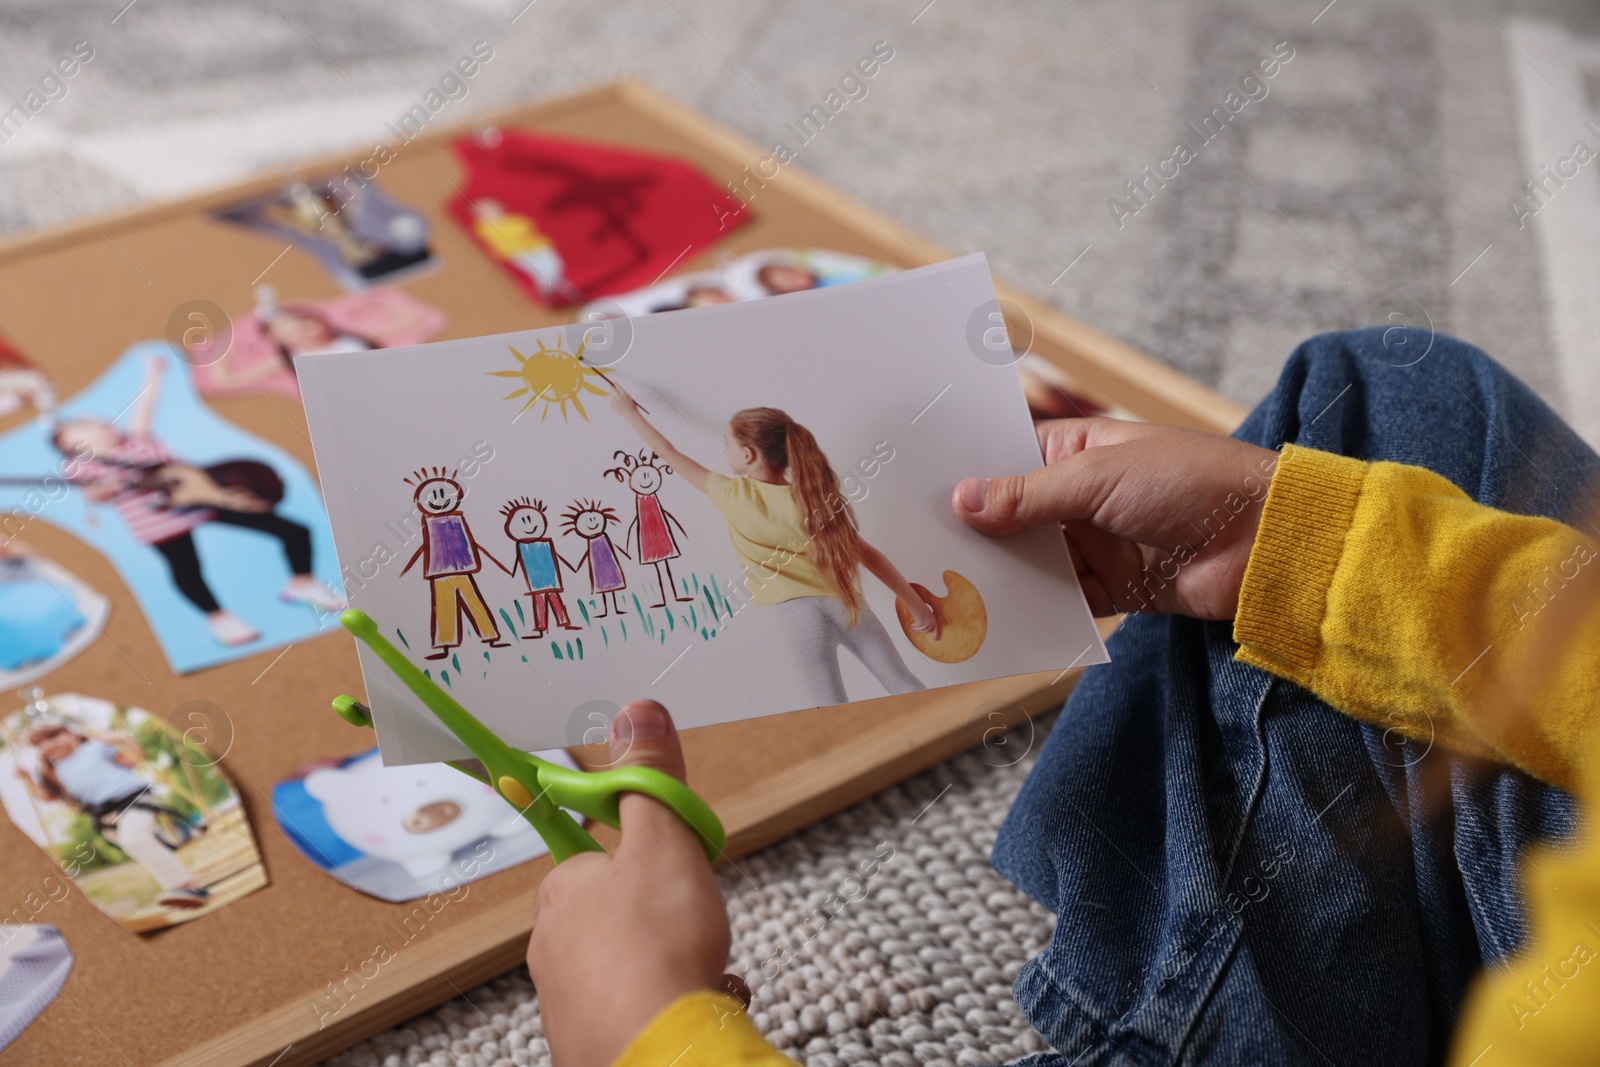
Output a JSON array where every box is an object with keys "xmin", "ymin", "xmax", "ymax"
[{"xmin": 396, "ymin": 629, "xmax": 410, "ymax": 649}]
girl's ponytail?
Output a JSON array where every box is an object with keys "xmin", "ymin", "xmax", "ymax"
[{"xmin": 729, "ymin": 408, "xmax": 867, "ymax": 627}]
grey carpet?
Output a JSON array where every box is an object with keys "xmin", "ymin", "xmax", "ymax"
[
  {"xmin": 2, "ymin": 2, "xmax": 1597, "ymax": 1064},
  {"xmin": 329, "ymin": 721, "xmax": 1057, "ymax": 1067}
]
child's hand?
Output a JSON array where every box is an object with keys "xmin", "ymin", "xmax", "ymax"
[
  {"xmin": 527, "ymin": 701, "xmax": 736, "ymax": 1067},
  {"xmin": 953, "ymin": 418, "xmax": 1279, "ymax": 621},
  {"xmin": 608, "ymin": 379, "xmax": 640, "ymax": 417},
  {"xmin": 144, "ymin": 356, "xmax": 166, "ymax": 381},
  {"xmin": 907, "ymin": 596, "xmax": 940, "ymax": 638}
]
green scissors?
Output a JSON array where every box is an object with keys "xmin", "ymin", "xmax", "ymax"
[{"xmin": 330, "ymin": 609, "xmax": 725, "ymax": 865}]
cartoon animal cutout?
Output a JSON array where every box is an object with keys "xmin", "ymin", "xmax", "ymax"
[
  {"xmin": 303, "ymin": 752, "xmax": 534, "ymax": 879},
  {"xmin": 400, "ymin": 467, "xmax": 509, "ymax": 657},
  {"xmin": 561, "ymin": 499, "xmax": 629, "ymax": 617},
  {"xmin": 605, "ymin": 450, "xmax": 693, "ymax": 608},
  {"xmin": 896, "ymin": 570, "xmax": 988, "ymax": 663},
  {"xmin": 501, "ymin": 498, "xmax": 583, "ymax": 638}
]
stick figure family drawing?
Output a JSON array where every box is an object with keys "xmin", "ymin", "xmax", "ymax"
[{"xmin": 400, "ymin": 449, "xmax": 689, "ymax": 658}]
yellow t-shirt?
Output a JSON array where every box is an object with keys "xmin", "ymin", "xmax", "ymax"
[
  {"xmin": 472, "ymin": 213, "xmax": 550, "ymax": 259},
  {"xmin": 703, "ymin": 472, "xmax": 830, "ymax": 604}
]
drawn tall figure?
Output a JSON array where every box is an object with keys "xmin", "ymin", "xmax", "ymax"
[
  {"xmin": 400, "ymin": 468, "xmax": 508, "ymax": 658},
  {"xmin": 605, "ymin": 449, "xmax": 694, "ymax": 608},
  {"xmin": 500, "ymin": 497, "xmax": 583, "ymax": 638},
  {"xmin": 560, "ymin": 499, "xmax": 629, "ymax": 618}
]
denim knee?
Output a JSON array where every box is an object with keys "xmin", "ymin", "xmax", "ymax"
[{"xmin": 1237, "ymin": 327, "xmax": 1598, "ymax": 523}]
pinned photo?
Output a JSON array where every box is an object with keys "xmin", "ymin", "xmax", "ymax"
[
  {"xmin": 0, "ymin": 924, "xmax": 71, "ymax": 1052},
  {"xmin": 271, "ymin": 746, "xmax": 578, "ymax": 902},
  {"xmin": 722, "ymin": 248, "xmax": 892, "ymax": 297},
  {"xmin": 0, "ymin": 541, "xmax": 110, "ymax": 690},
  {"xmin": 0, "ymin": 693, "xmax": 268, "ymax": 934},
  {"xmin": 578, "ymin": 249, "xmax": 894, "ymax": 319},
  {"xmin": 447, "ymin": 129, "xmax": 751, "ymax": 307},
  {"xmin": 0, "ymin": 342, "xmax": 346, "ymax": 672},
  {"xmin": 0, "ymin": 336, "xmax": 55, "ymax": 419},
  {"xmin": 191, "ymin": 287, "xmax": 448, "ymax": 400},
  {"xmin": 215, "ymin": 178, "xmax": 435, "ymax": 291}
]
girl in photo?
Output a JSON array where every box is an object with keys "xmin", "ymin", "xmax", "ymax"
[
  {"xmin": 15, "ymin": 722, "xmax": 210, "ymax": 909},
  {"xmin": 205, "ymin": 288, "xmax": 378, "ymax": 393},
  {"xmin": 611, "ymin": 382, "xmax": 936, "ymax": 705},
  {"xmin": 54, "ymin": 357, "xmax": 344, "ymax": 647}
]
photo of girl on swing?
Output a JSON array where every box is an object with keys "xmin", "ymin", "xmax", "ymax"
[{"xmin": 0, "ymin": 693, "xmax": 268, "ymax": 933}]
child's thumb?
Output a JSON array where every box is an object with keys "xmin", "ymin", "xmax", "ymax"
[
  {"xmin": 609, "ymin": 700, "xmax": 686, "ymax": 782},
  {"xmin": 610, "ymin": 701, "xmax": 705, "ymax": 860}
]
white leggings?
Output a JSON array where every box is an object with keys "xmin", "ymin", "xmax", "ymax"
[
  {"xmin": 768, "ymin": 595, "xmax": 925, "ymax": 706},
  {"xmin": 106, "ymin": 805, "xmax": 192, "ymax": 890}
]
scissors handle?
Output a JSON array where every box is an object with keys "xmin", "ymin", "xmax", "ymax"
[
  {"xmin": 529, "ymin": 754, "xmax": 724, "ymax": 856},
  {"xmin": 332, "ymin": 610, "xmax": 725, "ymax": 864}
]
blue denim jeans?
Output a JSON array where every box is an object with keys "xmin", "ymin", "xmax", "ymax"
[{"xmin": 993, "ymin": 329, "xmax": 1598, "ymax": 1066}]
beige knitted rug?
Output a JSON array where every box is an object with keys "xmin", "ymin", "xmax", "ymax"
[{"xmin": 322, "ymin": 718, "xmax": 1059, "ymax": 1067}]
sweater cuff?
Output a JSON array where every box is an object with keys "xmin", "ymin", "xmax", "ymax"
[
  {"xmin": 612, "ymin": 990, "xmax": 779, "ymax": 1067},
  {"xmin": 1233, "ymin": 444, "xmax": 1368, "ymax": 674}
]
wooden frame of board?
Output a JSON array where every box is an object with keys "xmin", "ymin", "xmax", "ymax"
[{"xmin": 0, "ymin": 80, "xmax": 1244, "ymax": 1067}]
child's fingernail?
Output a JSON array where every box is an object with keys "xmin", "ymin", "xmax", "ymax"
[
  {"xmin": 958, "ymin": 478, "xmax": 988, "ymax": 512},
  {"xmin": 612, "ymin": 701, "xmax": 668, "ymax": 751}
]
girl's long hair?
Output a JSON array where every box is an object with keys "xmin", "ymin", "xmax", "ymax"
[{"xmin": 729, "ymin": 408, "xmax": 865, "ymax": 627}]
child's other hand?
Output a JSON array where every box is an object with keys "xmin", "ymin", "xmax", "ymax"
[
  {"xmin": 953, "ymin": 418, "xmax": 1279, "ymax": 621},
  {"xmin": 527, "ymin": 701, "xmax": 735, "ymax": 1067},
  {"xmin": 908, "ymin": 598, "xmax": 940, "ymax": 638}
]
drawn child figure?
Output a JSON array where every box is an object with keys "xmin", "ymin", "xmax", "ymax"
[
  {"xmin": 560, "ymin": 499, "xmax": 630, "ymax": 618},
  {"xmin": 400, "ymin": 468, "xmax": 509, "ymax": 658},
  {"xmin": 470, "ymin": 198, "xmax": 581, "ymax": 305},
  {"xmin": 611, "ymin": 382, "xmax": 937, "ymax": 706},
  {"xmin": 15, "ymin": 723, "xmax": 211, "ymax": 909},
  {"xmin": 605, "ymin": 450, "xmax": 694, "ymax": 608},
  {"xmin": 501, "ymin": 498, "xmax": 583, "ymax": 638}
]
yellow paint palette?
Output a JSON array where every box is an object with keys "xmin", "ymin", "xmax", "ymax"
[{"xmin": 896, "ymin": 569, "xmax": 988, "ymax": 663}]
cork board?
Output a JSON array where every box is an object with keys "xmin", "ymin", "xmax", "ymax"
[{"xmin": 0, "ymin": 81, "xmax": 1243, "ymax": 1067}]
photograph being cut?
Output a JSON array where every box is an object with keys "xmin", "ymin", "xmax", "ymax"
[{"xmin": 297, "ymin": 255, "xmax": 1109, "ymax": 763}]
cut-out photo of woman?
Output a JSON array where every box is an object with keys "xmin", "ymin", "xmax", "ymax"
[{"xmin": 191, "ymin": 287, "xmax": 446, "ymax": 401}]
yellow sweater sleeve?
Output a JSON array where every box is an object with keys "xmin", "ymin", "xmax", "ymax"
[
  {"xmin": 1234, "ymin": 444, "xmax": 1600, "ymax": 1066},
  {"xmin": 613, "ymin": 991, "xmax": 795, "ymax": 1067},
  {"xmin": 1233, "ymin": 444, "xmax": 1600, "ymax": 793}
]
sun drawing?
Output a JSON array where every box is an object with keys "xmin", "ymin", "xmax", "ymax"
[{"xmin": 490, "ymin": 337, "xmax": 609, "ymax": 422}]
